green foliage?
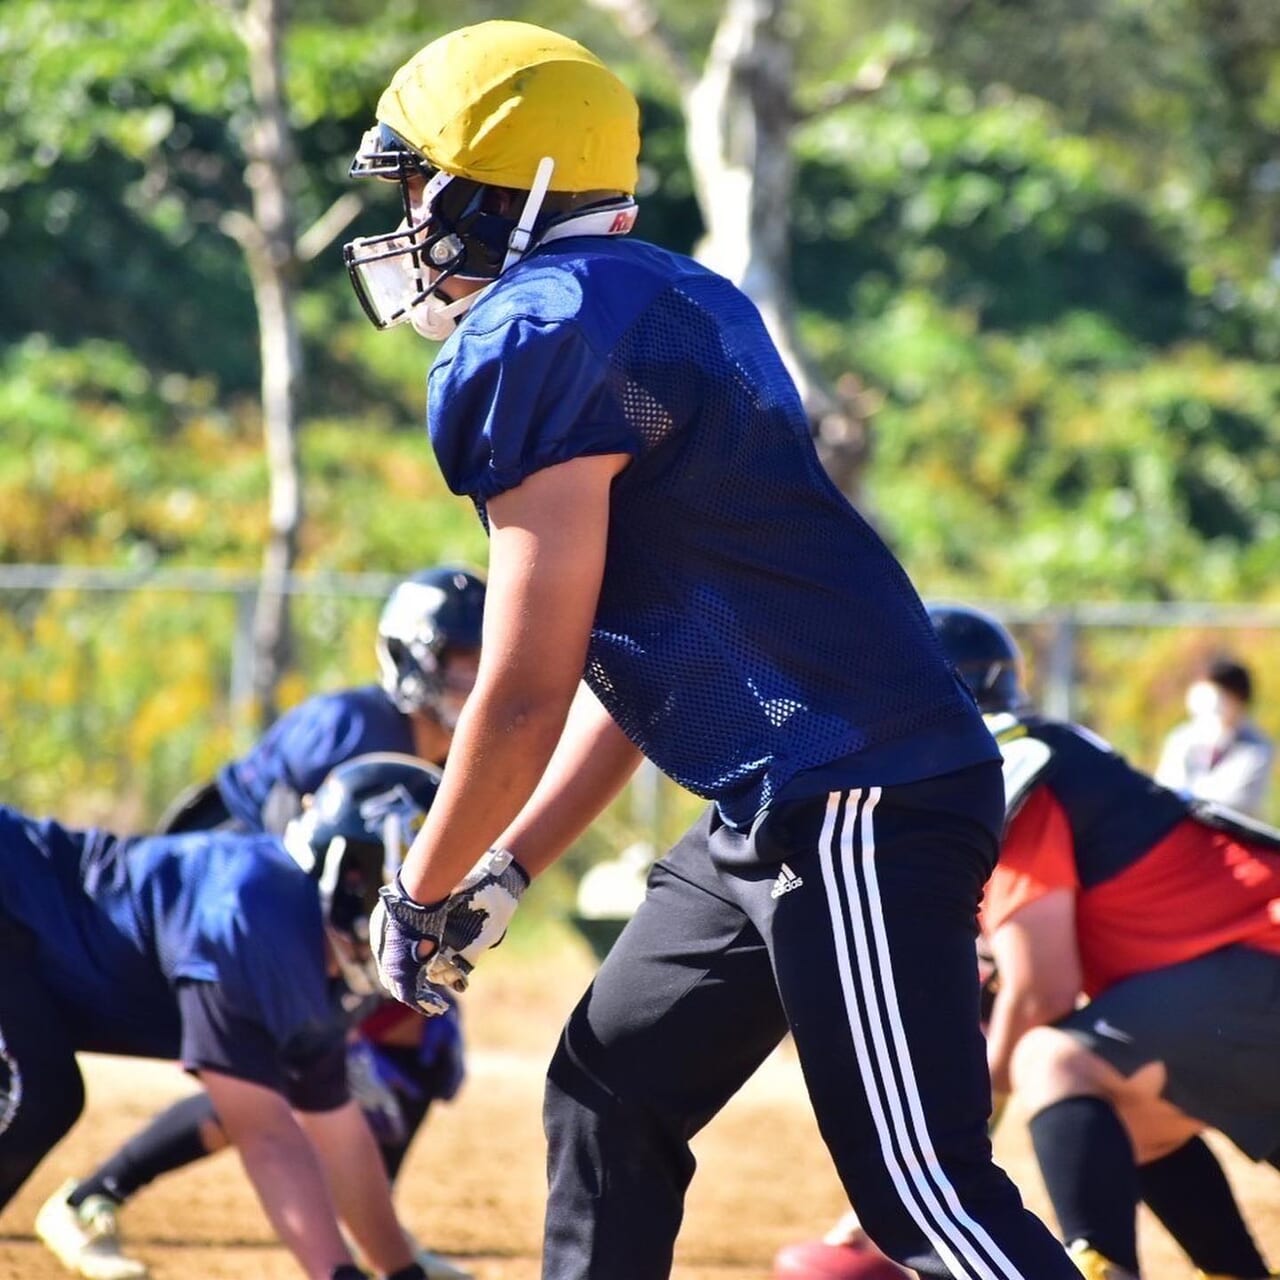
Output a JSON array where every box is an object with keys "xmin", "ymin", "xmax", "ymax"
[{"xmin": 3, "ymin": 0, "xmax": 1279, "ymax": 839}]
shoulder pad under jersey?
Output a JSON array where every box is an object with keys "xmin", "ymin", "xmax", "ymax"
[
  {"xmin": 1189, "ymin": 798, "xmax": 1280, "ymax": 855},
  {"xmin": 983, "ymin": 712, "xmax": 1053, "ymax": 822}
]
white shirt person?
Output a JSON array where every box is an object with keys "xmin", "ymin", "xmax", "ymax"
[{"xmin": 1156, "ymin": 658, "xmax": 1274, "ymax": 818}]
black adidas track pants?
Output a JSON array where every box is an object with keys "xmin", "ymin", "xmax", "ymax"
[{"xmin": 542, "ymin": 761, "xmax": 1078, "ymax": 1279}]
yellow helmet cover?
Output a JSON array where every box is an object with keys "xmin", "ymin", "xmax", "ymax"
[{"xmin": 377, "ymin": 20, "xmax": 640, "ymax": 195}]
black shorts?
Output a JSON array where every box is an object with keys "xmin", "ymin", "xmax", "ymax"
[{"xmin": 1059, "ymin": 944, "xmax": 1280, "ymax": 1160}]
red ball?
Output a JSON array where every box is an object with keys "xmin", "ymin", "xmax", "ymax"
[{"xmin": 772, "ymin": 1238, "xmax": 911, "ymax": 1280}]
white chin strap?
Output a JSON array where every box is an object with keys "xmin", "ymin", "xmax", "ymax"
[
  {"xmin": 502, "ymin": 157, "xmax": 556, "ymax": 271},
  {"xmin": 407, "ymin": 289, "xmax": 487, "ymax": 341},
  {"xmin": 405, "ymin": 156, "xmax": 555, "ymax": 341}
]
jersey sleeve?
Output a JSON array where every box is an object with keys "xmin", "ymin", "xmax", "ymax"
[
  {"xmin": 188, "ymin": 860, "xmax": 348, "ymax": 1102},
  {"xmin": 980, "ymin": 785, "xmax": 1080, "ymax": 933},
  {"xmin": 428, "ymin": 314, "xmax": 639, "ymax": 502},
  {"xmin": 178, "ymin": 979, "xmax": 287, "ymax": 1089},
  {"xmin": 273, "ymin": 696, "xmax": 367, "ymax": 800}
]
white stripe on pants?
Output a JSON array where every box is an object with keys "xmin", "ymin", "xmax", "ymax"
[{"xmin": 817, "ymin": 788, "xmax": 1032, "ymax": 1280}]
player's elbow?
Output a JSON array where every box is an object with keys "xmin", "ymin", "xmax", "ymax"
[{"xmin": 1005, "ymin": 979, "xmax": 1079, "ymax": 1035}]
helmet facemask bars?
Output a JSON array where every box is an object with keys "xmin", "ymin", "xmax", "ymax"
[
  {"xmin": 344, "ymin": 127, "xmax": 479, "ymax": 341},
  {"xmin": 344, "ymin": 125, "xmax": 561, "ymax": 341}
]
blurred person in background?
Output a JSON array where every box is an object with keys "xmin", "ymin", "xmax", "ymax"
[
  {"xmin": 0, "ymin": 755, "xmax": 446, "ymax": 1280},
  {"xmin": 36, "ymin": 567, "xmax": 482, "ymax": 1280},
  {"xmin": 1156, "ymin": 658, "xmax": 1273, "ymax": 819},
  {"xmin": 156, "ymin": 566, "xmax": 485, "ymax": 836},
  {"xmin": 776, "ymin": 607, "xmax": 1280, "ymax": 1280}
]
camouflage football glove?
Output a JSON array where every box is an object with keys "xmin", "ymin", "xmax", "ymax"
[
  {"xmin": 344, "ymin": 1038, "xmax": 407, "ymax": 1146},
  {"xmin": 424, "ymin": 847, "xmax": 530, "ymax": 994},
  {"xmin": 368, "ymin": 882, "xmax": 455, "ymax": 1017},
  {"xmin": 370, "ymin": 849, "xmax": 528, "ymax": 1014}
]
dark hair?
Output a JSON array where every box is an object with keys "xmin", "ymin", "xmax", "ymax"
[{"xmin": 1206, "ymin": 657, "xmax": 1253, "ymax": 705}]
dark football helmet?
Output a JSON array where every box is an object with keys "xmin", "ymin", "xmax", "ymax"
[
  {"xmin": 284, "ymin": 752, "xmax": 443, "ymax": 992},
  {"xmin": 926, "ymin": 602, "xmax": 1030, "ymax": 714},
  {"xmin": 376, "ymin": 566, "xmax": 485, "ymax": 721}
]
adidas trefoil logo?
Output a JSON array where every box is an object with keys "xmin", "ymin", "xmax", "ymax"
[{"xmin": 770, "ymin": 862, "xmax": 804, "ymax": 899}]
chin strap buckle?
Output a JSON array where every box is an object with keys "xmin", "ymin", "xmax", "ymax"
[{"xmin": 503, "ymin": 156, "xmax": 556, "ymax": 271}]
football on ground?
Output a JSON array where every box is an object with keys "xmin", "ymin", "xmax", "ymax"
[{"xmin": 773, "ymin": 1239, "xmax": 911, "ymax": 1279}]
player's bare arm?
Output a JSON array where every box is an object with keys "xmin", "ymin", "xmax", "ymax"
[
  {"xmin": 986, "ymin": 888, "xmax": 1082, "ymax": 1095},
  {"xmin": 395, "ymin": 450, "xmax": 630, "ymax": 905},
  {"xmin": 200, "ymin": 1069, "xmax": 354, "ymax": 1280},
  {"xmin": 495, "ymin": 681, "xmax": 644, "ymax": 872}
]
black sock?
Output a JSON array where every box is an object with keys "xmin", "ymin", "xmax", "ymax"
[
  {"xmin": 68, "ymin": 1092, "xmax": 221, "ymax": 1207},
  {"xmin": 1028, "ymin": 1095, "xmax": 1141, "ymax": 1274},
  {"xmin": 1139, "ymin": 1136, "xmax": 1267, "ymax": 1277}
]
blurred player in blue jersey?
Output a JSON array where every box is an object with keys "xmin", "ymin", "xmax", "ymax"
[
  {"xmin": 345, "ymin": 21, "xmax": 1079, "ymax": 1280},
  {"xmin": 158, "ymin": 565, "xmax": 485, "ymax": 836},
  {"xmin": 0, "ymin": 754, "xmax": 443, "ymax": 1280},
  {"xmin": 38, "ymin": 567, "xmax": 481, "ymax": 1280}
]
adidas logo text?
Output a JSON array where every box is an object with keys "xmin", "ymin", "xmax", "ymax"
[{"xmin": 770, "ymin": 863, "xmax": 804, "ymax": 899}]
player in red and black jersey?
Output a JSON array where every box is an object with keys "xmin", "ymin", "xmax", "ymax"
[
  {"xmin": 777, "ymin": 605, "xmax": 1280, "ymax": 1280},
  {"xmin": 954, "ymin": 604, "xmax": 1280, "ymax": 1280}
]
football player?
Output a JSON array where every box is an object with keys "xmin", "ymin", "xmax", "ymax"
[
  {"xmin": 950, "ymin": 604, "xmax": 1280, "ymax": 1280},
  {"xmin": 158, "ymin": 565, "xmax": 485, "ymax": 835},
  {"xmin": 0, "ymin": 755, "xmax": 442, "ymax": 1280},
  {"xmin": 350, "ymin": 21, "xmax": 1080, "ymax": 1280},
  {"xmin": 37, "ymin": 567, "xmax": 481, "ymax": 1280},
  {"xmin": 778, "ymin": 606, "xmax": 1280, "ymax": 1280}
]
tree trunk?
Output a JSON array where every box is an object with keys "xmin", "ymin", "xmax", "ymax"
[
  {"xmin": 226, "ymin": 0, "xmax": 303, "ymax": 728},
  {"xmin": 683, "ymin": 0, "xmax": 870, "ymax": 500},
  {"xmin": 588, "ymin": 0, "xmax": 871, "ymax": 498}
]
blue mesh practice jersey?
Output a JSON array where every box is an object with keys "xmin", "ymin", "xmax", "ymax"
[
  {"xmin": 0, "ymin": 806, "xmax": 334, "ymax": 1066},
  {"xmin": 429, "ymin": 238, "xmax": 996, "ymax": 827},
  {"xmin": 217, "ymin": 685, "xmax": 414, "ymax": 830}
]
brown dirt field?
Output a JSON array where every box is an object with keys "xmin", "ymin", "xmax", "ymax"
[{"xmin": 2, "ymin": 938, "xmax": 1278, "ymax": 1279}]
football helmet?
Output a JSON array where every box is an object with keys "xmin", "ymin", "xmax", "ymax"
[
  {"xmin": 376, "ymin": 566, "xmax": 485, "ymax": 723},
  {"xmin": 344, "ymin": 20, "xmax": 641, "ymax": 340},
  {"xmin": 284, "ymin": 752, "xmax": 443, "ymax": 993},
  {"xmin": 927, "ymin": 602, "xmax": 1030, "ymax": 714}
]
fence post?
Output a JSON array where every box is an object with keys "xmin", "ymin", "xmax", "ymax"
[
  {"xmin": 230, "ymin": 588, "xmax": 257, "ymax": 751},
  {"xmin": 630, "ymin": 758, "xmax": 665, "ymax": 853},
  {"xmin": 1043, "ymin": 611, "xmax": 1077, "ymax": 722}
]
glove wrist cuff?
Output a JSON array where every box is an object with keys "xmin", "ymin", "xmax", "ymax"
[
  {"xmin": 379, "ymin": 876, "xmax": 446, "ymax": 936},
  {"xmin": 487, "ymin": 846, "xmax": 530, "ymax": 891}
]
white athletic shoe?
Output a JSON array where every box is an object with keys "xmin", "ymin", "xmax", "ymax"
[
  {"xmin": 35, "ymin": 1180, "xmax": 149, "ymax": 1280},
  {"xmin": 1068, "ymin": 1239, "xmax": 1139, "ymax": 1280},
  {"xmin": 414, "ymin": 1246, "xmax": 475, "ymax": 1280}
]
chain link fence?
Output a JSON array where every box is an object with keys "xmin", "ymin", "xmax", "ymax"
[{"xmin": 2, "ymin": 566, "xmax": 1278, "ymax": 835}]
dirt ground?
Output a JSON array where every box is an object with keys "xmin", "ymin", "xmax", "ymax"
[{"xmin": 2, "ymin": 938, "xmax": 1278, "ymax": 1280}]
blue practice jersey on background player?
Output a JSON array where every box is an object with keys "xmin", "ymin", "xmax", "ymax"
[
  {"xmin": 0, "ymin": 806, "xmax": 333, "ymax": 1064},
  {"xmin": 429, "ymin": 237, "xmax": 996, "ymax": 827},
  {"xmin": 217, "ymin": 684, "xmax": 414, "ymax": 830}
]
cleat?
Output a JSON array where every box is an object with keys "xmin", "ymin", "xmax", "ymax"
[
  {"xmin": 35, "ymin": 1180, "xmax": 148, "ymax": 1280},
  {"xmin": 414, "ymin": 1246, "xmax": 475, "ymax": 1280},
  {"xmin": 1068, "ymin": 1240, "xmax": 1139, "ymax": 1280}
]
